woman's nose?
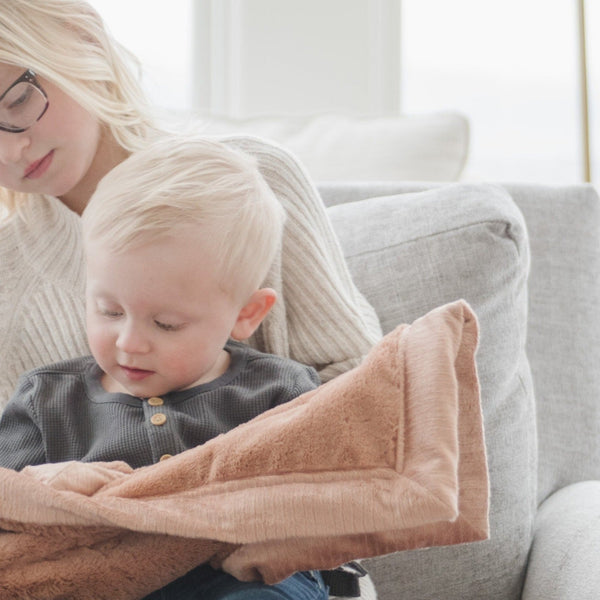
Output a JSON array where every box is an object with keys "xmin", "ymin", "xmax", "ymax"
[{"xmin": 0, "ymin": 132, "xmax": 30, "ymax": 165}]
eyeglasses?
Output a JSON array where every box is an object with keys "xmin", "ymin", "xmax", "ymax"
[{"xmin": 0, "ymin": 69, "xmax": 49, "ymax": 133}]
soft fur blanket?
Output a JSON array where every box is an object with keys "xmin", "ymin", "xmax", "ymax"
[{"xmin": 0, "ymin": 300, "xmax": 488, "ymax": 600}]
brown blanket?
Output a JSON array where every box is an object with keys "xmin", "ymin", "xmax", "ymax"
[{"xmin": 0, "ymin": 300, "xmax": 488, "ymax": 600}]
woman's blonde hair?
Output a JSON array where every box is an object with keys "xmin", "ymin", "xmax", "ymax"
[
  {"xmin": 0, "ymin": 0, "xmax": 158, "ymax": 210},
  {"xmin": 82, "ymin": 134, "xmax": 285, "ymax": 300}
]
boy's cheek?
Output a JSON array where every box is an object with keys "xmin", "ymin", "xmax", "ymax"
[{"xmin": 86, "ymin": 321, "xmax": 111, "ymax": 356}]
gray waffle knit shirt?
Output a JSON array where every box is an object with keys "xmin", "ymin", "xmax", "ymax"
[{"xmin": 0, "ymin": 340, "xmax": 320, "ymax": 471}]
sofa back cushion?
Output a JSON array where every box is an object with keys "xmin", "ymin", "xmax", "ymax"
[
  {"xmin": 199, "ymin": 112, "xmax": 469, "ymax": 182},
  {"xmin": 323, "ymin": 181, "xmax": 600, "ymax": 507},
  {"xmin": 325, "ymin": 183, "xmax": 536, "ymax": 600}
]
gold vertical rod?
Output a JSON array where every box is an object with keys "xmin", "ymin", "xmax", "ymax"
[{"xmin": 578, "ymin": 0, "xmax": 591, "ymax": 182}]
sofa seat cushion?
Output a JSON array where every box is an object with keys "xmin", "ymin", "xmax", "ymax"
[
  {"xmin": 326, "ymin": 183, "xmax": 536, "ymax": 599},
  {"xmin": 522, "ymin": 481, "xmax": 600, "ymax": 600}
]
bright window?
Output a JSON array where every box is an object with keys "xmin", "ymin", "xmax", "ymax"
[
  {"xmin": 88, "ymin": 0, "xmax": 597, "ymax": 183},
  {"xmin": 401, "ymin": 0, "xmax": 596, "ymax": 183},
  {"xmin": 88, "ymin": 0, "xmax": 193, "ymax": 111}
]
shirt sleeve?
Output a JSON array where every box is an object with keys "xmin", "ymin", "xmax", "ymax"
[
  {"xmin": 267, "ymin": 362, "xmax": 321, "ymax": 411},
  {"xmin": 292, "ymin": 364, "xmax": 321, "ymax": 399},
  {"xmin": 220, "ymin": 136, "xmax": 383, "ymax": 382},
  {"xmin": 0, "ymin": 376, "xmax": 46, "ymax": 471}
]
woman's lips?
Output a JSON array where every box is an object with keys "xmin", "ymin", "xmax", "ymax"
[{"xmin": 24, "ymin": 150, "xmax": 54, "ymax": 179}]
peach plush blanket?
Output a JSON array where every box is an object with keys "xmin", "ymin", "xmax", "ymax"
[{"xmin": 0, "ymin": 300, "xmax": 488, "ymax": 600}]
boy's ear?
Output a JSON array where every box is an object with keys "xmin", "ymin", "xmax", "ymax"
[{"xmin": 230, "ymin": 288, "xmax": 277, "ymax": 341}]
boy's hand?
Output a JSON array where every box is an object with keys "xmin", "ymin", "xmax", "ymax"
[{"xmin": 22, "ymin": 460, "xmax": 133, "ymax": 495}]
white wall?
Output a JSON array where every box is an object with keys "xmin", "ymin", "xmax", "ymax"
[
  {"xmin": 88, "ymin": 0, "xmax": 193, "ymax": 111},
  {"xmin": 192, "ymin": 0, "xmax": 401, "ymax": 117}
]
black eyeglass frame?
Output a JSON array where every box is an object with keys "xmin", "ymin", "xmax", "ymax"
[{"xmin": 0, "ymin": 69, "xmax": 49, "ymax": 133}]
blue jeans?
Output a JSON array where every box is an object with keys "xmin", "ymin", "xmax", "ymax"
[{"xmin": 142, "ymin": 563, "xmax": 329, "ymax": 600}]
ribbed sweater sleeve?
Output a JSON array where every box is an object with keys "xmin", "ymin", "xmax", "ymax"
[
  {"xmin": 221, "ymin": 136, "xmax": 382, "ymax": 381},
  {"xmin": 0, "ymin": 197, "xmax": 89, "ymax": 410}
]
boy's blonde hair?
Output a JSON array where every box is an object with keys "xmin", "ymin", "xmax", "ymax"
[
  {"xmin": 0, "ymin": 0, "xmax": 157, "ymax": 211},
  {"xmin": 82, "ymin": 134, "xmax": 285, "ymax": 301}
]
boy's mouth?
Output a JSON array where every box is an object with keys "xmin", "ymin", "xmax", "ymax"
[{"xmin": 120, "ymin": 365, "xmax": 154, "ymax": 381}]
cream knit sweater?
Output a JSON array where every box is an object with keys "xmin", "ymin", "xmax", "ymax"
[{"xmin": 0, "ymin": 136, "xmax": 382, "ymax": 410}]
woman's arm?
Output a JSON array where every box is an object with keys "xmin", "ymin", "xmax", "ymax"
[{"xmin": 222, "ymin": 135, "xmax": 382, "ymax": 381}]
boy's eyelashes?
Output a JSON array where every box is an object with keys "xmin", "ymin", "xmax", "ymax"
[
  {"xmin": 100, "ymin": 309, "xmax": 122, "ymax": 318},
  {"xmin": 154, "ymin": 320, "xmax": 183, "ymax": 332},
  {"xmin": 98, "ymin": 308, "xmax": 183, "ymax": 332}
]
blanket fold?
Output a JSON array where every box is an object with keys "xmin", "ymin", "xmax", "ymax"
[{"xmin": 0, "ymin": 300, "xmax": 488, "ymax": 600}]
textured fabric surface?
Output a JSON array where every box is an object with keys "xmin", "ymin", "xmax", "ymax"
[
  {"xmin": 0, "ymin": 198, "xmax": 88, "ymax": 413},
  {"xmin": 521, "ymin": 481, "xmax": 600, "ymax": 600},
  {"xmin": 0, "ymin": 342, "xmax": 319, "ymax": 470},
  {"xmin": 326, "ymin": 183, "xmax": 536, "ymax": 600},
  {"xmin": 200, "ymin": 112, "xmax": 469, "ymax": 182},
  {"xmin": 505, "ymin": 184, "xmax": 600, "ymax": 503},
  {"xmin": 0, "ymin": 136, "xmax": 381, "ymax": 410},
  {"xmin": 0, "ymin": 301, "xmax": 487, "ymax": 599},
  {"xmin": 321, "ymin": 181, "xmax": 600, "ymax": 508}
]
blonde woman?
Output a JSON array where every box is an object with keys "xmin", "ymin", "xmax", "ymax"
[{"xmin": 0, "ymin": 0, "xmax": 381, "ymax": 408}]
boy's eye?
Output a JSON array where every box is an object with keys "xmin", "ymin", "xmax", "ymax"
[
  {"xmin": 101, "ymin": 309, "xmax": 122, "ymax": 318},
  {"xmin": 154, "ymin": 320, "xmax": 182, "ymax": 332}
]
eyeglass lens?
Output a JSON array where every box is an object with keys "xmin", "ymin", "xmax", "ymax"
[{"xmin": 0, "ymin": 81, "xmax": 47, "ymax": 131}]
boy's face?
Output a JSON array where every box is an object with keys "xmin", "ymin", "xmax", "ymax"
[{"xmin": 85, "ymin": 232, "xmax": 244, "ymax": 398}]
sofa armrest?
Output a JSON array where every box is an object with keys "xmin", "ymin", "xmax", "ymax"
[
  {"xmin": 505, "ymin": 184, "xmax": 600, "ymax": 503},
  {"xmin": 522, "ymin": 481, "xmax": 600, "ymax": 600}
]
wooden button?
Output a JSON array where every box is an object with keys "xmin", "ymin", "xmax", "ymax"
[
  {"xmin": 147, "ymin": 397, "xmax": 164, "ymax": 406},
  {"xmin": 151, "ymin": 413, "xmax": 167, "ymax": 426},
  {"xmin": 159, "ymin": 454, "xmax": 173, "ymax": 462}
]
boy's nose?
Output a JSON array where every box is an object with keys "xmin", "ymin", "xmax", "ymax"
[
  {"xmin": 0, "ymin": 132, "xmax": 30, "ymax": 165},
  {"xmin": 116, "ymin": 324, "xmax": 151, "ymax": 354}
]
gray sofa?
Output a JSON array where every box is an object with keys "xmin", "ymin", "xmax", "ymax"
[{"xmin": 318, "ymin": 181, "xmax": 600, "ymax": 600}]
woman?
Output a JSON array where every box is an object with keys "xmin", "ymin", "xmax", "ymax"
[
  {"xmin": 0, "ymin": 0, "xmax": 382, "ymax": 585},
  {"xmin": 0, "ymin": 1, "xmax": 381, "ymax": 409},
  {"xmin": 0, "ymin": 4, "xmax": 381, "ymax": 595}
]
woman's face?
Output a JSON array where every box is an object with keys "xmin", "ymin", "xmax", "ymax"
[{"xmin": 0, "ymin": 63, "xmax": 103, "ymax": 211}]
